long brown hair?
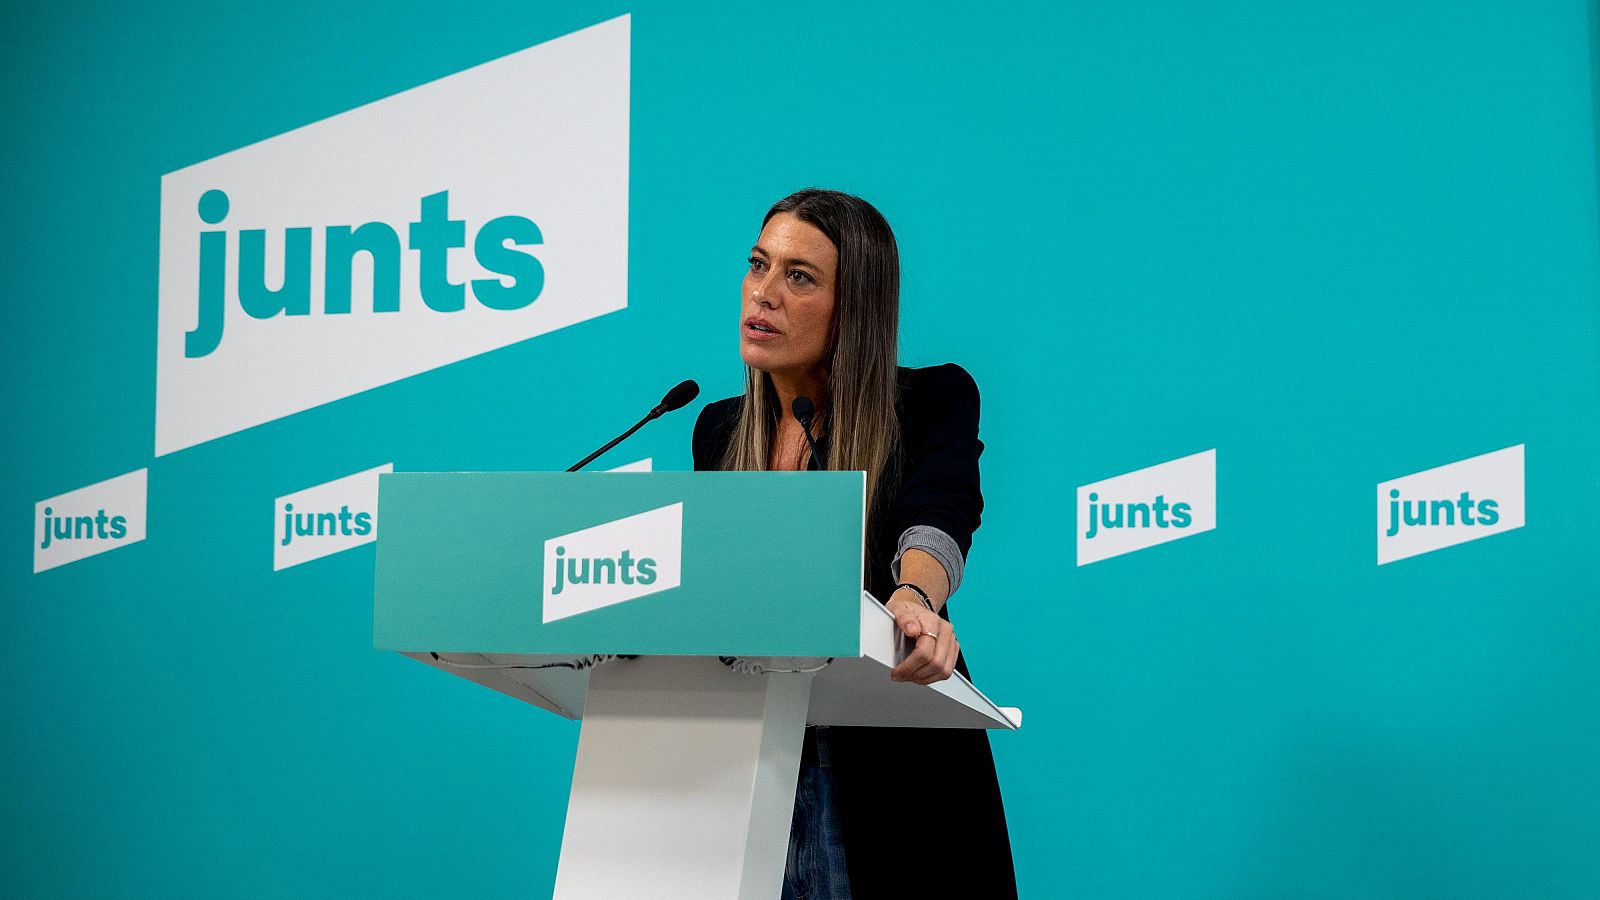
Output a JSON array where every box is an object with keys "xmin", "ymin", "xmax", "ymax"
[{"xmin": 719, "ymin": 188, "xmax": 902, "ymax": 529}]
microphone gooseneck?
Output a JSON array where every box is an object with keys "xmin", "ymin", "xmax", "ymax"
[
  {"xmin": 792, "ymin": 396, "xmax": 824, "ymax": 472},
  {"xmin": 567, "ymin": 379, "xmax": 702, "ymax": 472}
]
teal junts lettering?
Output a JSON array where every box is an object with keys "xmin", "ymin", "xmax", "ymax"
[
  {"xmin": 39, "ymin": 507, "xmax": 128, "ymax": 549},
  {"xmin": 1084, "ymin": 493, "xmax": 1192, "ymax": 540},
  {"xmin": 279, "ymin": 503, "xmax": 374, "ymax": 547},
  {"xmin": 550, "ymin": 546, "xmax": 658, "ymax": 595},
  {"xmin": 1384, "ymin": 490, "xmax": 1499, "ymax": 538},
  {"xmin": 186, "ymin": 189, "xmax": 545, "ymax": 358}
]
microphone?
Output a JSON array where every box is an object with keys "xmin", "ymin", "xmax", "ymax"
[
  {"xmin": 567, "ymin": 380, "xmax": 701, "ymax": 472},
  {"xmin": 792, "ymin": 396, "xmax": 824, "ymax": 471},
  {"xmin": 653, "ymin": 379, "xmax": 701, "ymax": 417}
]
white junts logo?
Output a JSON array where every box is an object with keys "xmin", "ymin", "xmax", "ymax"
[
  {"xmin": 1377, "ymin": 444, "xmax": 1524, "ymax": 565},
  {"xmin": 1077, "ymin": 449, "xmax": 1216, "ymax": 566},
  {"xmin": 274, "ymin": 462, "xmax": 392, "ymax": 571},
  {"xmin": 35, "ymin": 469, "xmax": 148, "ymax": 573},
  {"xmin": 542, "ymin": 502, "xmax": 683, "ymax": 623},
  {"xmin": 154, "ymin": 15, "xmax": 631, "ymax": 456}
]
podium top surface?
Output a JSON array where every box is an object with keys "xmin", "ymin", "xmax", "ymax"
[
  {"xmin": 406, "ymin": 591, "xmax": 1022, "ymax": 731},
  {"xmin": 374, "ymin": 471, "xmax": 868, "ymax": 657}
]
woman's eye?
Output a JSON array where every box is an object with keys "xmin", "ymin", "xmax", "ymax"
[
  {"xmin": 788, "ymin": 269, "xmax": 813, "ymax": 286},
  {"xmin": 748, "ymin": 256, "xmax": 766, "ymax": 273}
]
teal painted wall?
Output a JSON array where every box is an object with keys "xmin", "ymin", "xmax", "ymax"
[{"xmin": 3, "ymin": 1, "xmax": 1597, "ymax": 895}]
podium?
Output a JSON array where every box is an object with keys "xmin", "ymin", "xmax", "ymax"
[{"xmin": 374, "ymin": 471, "xmax": 1020, "ymax": 899}]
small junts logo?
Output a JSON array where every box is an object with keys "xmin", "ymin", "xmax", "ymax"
[
  {"xmin": 274, "ymin": 463, "xmax": 391, "ymax": 571},
  {"xmin": 154, "ymin": 15, "xmax": 631, "ymax": 456},
  {"xmin": 1377, "ymin": 444, "xmax": 1524, "ymax": 565},
  {"xmin": 1077, "ymin": 449, "xmax": 1216, "ymax": 566},
  {"xmin": 542, "ymin": 502, "xmax": 682, "ymax": 623},
  {"xmin": 35, "ymin": 469, "xmax": 148, "ymax": 573}
]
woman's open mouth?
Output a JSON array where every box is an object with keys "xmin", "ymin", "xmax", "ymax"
[{"xmin": 744, "ymin": 318, "xmax": 781, "ymax": 340}]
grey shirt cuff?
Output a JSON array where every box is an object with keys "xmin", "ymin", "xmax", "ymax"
[{"xmin": 890, "ymin": 525, "xmax": 965, "ymax": 597}]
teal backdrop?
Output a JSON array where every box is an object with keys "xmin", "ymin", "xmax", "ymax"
[{"xmin": 4, "ymin": 1, "xmax": 1598, "ymax": 896}]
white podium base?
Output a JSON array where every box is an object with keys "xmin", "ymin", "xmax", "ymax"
[{"xmin": 552, "ymin": 655, "xmax": 816, "ymax": 899}]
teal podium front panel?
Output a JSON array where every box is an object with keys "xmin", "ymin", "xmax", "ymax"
[{"xmin": 374, "ymin": 471, "xmax": 865, "ymax": 657}]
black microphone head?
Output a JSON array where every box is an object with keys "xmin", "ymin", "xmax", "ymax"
[
  {"xmin": 792, "ymin": 396, "xmax": 815, "ymax": 422},
  {"xmin": 659, "ymin": 379, "xmax": 700, "ymax": 414}
]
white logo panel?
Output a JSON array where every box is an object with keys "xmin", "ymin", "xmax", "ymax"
[
  {"xmin": 1077, "ymin": 450, "xmax": 1216, "ymax": 566},
  {"xmin": 1377, "ymin": 444, "xmax": 1524, "ymax": 565},
  {"xmin": 35, "ymin": 469, "xmax": 148, "ymax": 573},
  {"xmin": 542, "ymin": 502, "xmax": 682, "ymax": 623},
  {"xmin": 605, "ymin": 458, "xmax": 652, "ymax": 472},
  {"xmin": 155, "ymin": 15, "xmax": 630, "ymax": 455},
  {"xmin": 274, "ymin": 463, "xmax": 392, "ymax": 571}
]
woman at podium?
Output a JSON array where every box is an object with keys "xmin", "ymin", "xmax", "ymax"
[{"xmin": 692, "ymin": 188, "xmax": 1016, "ymax": 899}]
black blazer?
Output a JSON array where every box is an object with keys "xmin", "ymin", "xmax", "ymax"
[{"xmin": 692, "ymin": 363, "xmax": 1017, "ymax": 898}]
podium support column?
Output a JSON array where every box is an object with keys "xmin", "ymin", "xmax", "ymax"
[{"xmin": 553, "ymin": 655, "xmax": 815, "ymax": 899}]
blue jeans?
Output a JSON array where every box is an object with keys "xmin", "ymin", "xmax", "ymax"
[{"xmin": 782, "ymin": 725, "xmax": 852, "ymax": 900}]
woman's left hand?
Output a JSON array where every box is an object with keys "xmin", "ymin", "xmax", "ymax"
[{"xmin": 885, "ymin": 595, "xmax": 959, "ymax": 684}]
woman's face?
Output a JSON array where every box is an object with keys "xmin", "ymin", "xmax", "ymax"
[{"xmin": 740, "ymin": 212, "xmax": 838, "ymax": 381}]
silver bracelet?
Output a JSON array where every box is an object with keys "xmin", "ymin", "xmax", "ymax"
[{"xmin": 894, "ymin": 582, "xmax": 936, "ymax": 612}]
